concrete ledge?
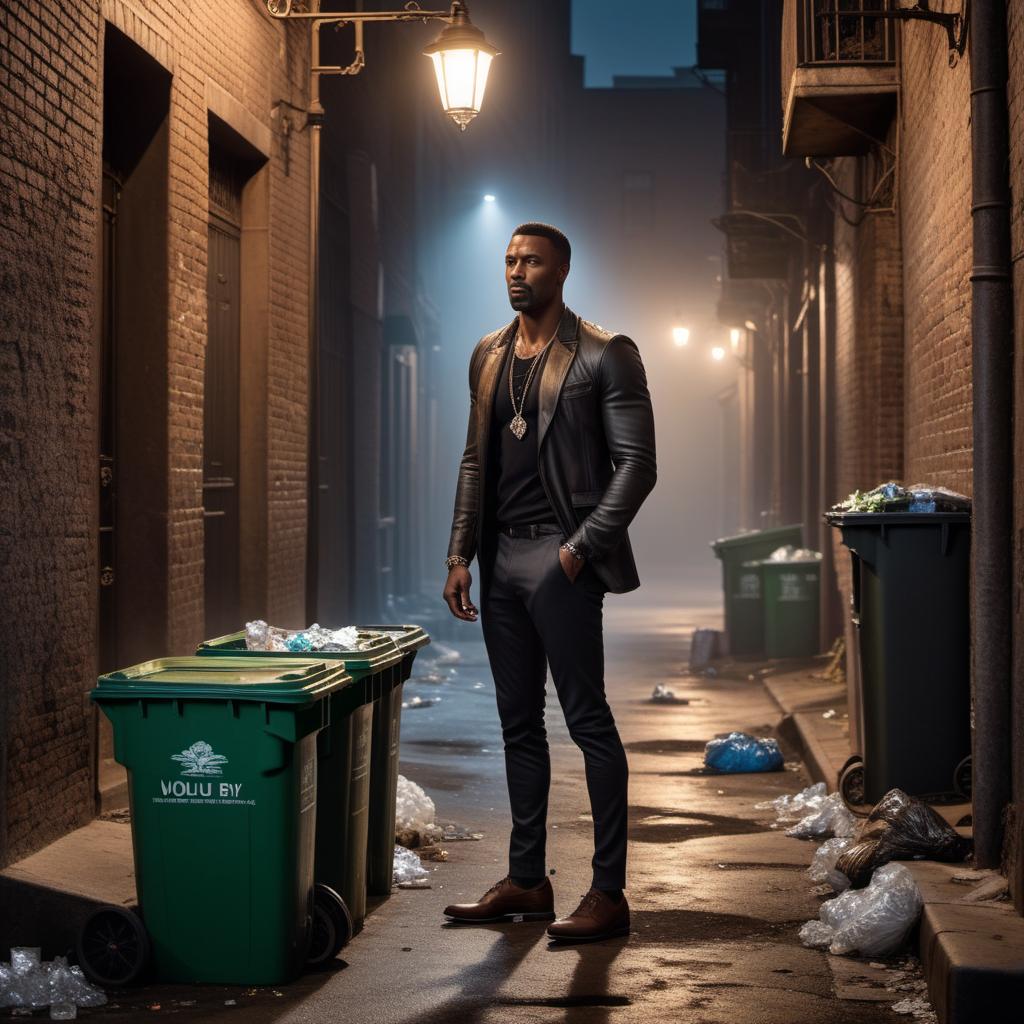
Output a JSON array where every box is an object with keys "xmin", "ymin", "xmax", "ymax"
[{"xmin": 919, "ymin": 901, "xmax": 1024, "ymax": 1023}]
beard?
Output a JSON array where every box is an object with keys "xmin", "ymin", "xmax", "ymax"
[{"xmin": 508, "ymin": 283, "xmax": 534, "ymax": 311}]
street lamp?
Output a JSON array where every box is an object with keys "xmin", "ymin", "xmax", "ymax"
[
  {"xmin": 265, "ymin": 0, "xmax": 499, "ymax": 131},
  {"xmin": 672, "ymin": 326, "xmax": 690, "ymax": 347},
  {"xmin": 711, "ymin": 346, "xmax": 726, "ymax": 361},
  {"xmin": 730, "ymin": 327, "xmax": 741, "ymax": 350},
  {"xmin": 424, "ymin": 2, "xmax": 499, "ymax": 131}
]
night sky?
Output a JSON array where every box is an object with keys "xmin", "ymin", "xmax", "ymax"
[{"xmin": 571, "ymin": 0, "xmax": 697, "ymax": 86}]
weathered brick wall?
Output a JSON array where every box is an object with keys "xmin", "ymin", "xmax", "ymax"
[
  {"xmin": 0, "ymin": 0, "xmax": 310, "ymax": 865},
  {"xmin": 829, "ymin": 146, "xmax": 905, "ymax": 599},
  {"xmin": 899, "ymin": 16, "xmax": 973, "ymax": 494}
]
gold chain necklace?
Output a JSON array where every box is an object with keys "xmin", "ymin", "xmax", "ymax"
[{"xmin": 508, "ymin": 333, "xmax": 553, "ymax": 440}]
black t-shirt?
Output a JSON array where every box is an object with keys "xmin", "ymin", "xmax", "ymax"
[{"xmin": 487, "ymin": 340, "xmax": 557, "ymax": 526}]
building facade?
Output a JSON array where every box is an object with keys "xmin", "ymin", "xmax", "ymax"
[{"xmin": 700, "ymin": 0, "xmax": 1024, "ymax": 910}]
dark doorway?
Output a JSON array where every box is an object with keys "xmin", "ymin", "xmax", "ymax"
[
  {"xmin": 204, "ymin": 145, "xmax": 244, "ymax": 639},
  {"xmin": 315, "ymin": 194, "xmax": 356, "ymax": 624},
  {"xmin": 99, "ymin": 24, "xmax": 172, "ymax": 807}
]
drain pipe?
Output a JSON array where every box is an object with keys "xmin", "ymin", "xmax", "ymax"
[{"xmin": 969, "ymin": 0, "xmax": 1013, "ymax": 870}]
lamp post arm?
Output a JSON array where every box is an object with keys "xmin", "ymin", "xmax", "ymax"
[{"xmin": 265, "ymin": 1, "xmax": 452, "ymax": 24}]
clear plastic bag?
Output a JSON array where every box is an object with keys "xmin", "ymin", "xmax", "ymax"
[
  {"xmin": 756, "ymin": 781, "xmax": 827, "ymax": 820},
  {"xmin": 800, "ymin": 863, "xmax": 922, "ymax": 956},
  {"xmin": 835, "ymin": 788, "xmax": 972, "ymax": 888},
  {"xmin": 703, "ymin": 732, "xmax": 784, "ymax": 773},
  {"xmin": 808, "ymin": 836, "xmax": 854, "ymax": 891},
  {"xmin": 244, "ymin": 620, "xmax": 367, "ymax": 652},
  {"xmin": 786, "ymin": 793, "xmax": 857, "ymax": 840},
  {"xmin": 393, "ymin": 845, "xmax": 430, "ymax": 887},
  {"xmin": 395, "ymin": 774, "xmax": 437, "ymax": 833},
  {"xmin": 0, "ymin": 952, "xmax": 105, "ymax": 1012}
]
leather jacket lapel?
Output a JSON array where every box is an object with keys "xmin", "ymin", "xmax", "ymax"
[
  {"xmin": 475, "ymin": 320, "xmax": 516, "ymax": 508},
  {"xmin": 537, "ymin": 306, "xmax": 579, "ymax": 451}
]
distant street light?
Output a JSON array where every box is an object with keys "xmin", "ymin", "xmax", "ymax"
[
  {"xmin": 730, "ymin": 327, "xmax": 741, "ymax": 349},
  {"xmin": 743, "ymin": 319, "xmax": 757, "ymax": 331},
  {"xmin": 672, "ymin": 326, "xmax": 690, "ymax": 347},
  {"xmin": 711, "ymin": 346, "xmax": 726, "ymax": 361},
  {"xmin": 483, "ymin": 193, "xmax": 497, "ymax": 202}
]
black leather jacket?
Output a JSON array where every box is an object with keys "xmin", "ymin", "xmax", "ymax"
[{"xmin": 447, "ymin": 305, "xmax": 657, "ymax": 594}]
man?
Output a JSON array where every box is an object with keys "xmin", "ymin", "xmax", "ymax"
[{"xmin": 441, "ymin": 223, "xmax": 656, "ymax": 943}]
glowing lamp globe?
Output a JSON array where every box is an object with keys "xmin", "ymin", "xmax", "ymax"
[{"xmin": 424, "ymin": 2, "xmax": 499, "ymax": 132}]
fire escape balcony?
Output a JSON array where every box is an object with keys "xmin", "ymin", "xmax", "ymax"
[
  {"xmin": 782, "ymin": 0, "xmax": 898, "ymax": 157},
  {"xmin": 714, "ymin": 131, "xmax": 806, "ymax": 280}
]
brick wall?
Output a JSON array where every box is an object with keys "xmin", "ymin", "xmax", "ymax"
[
  {"xmin": 0, "ymin": 0, "xmax": 310, "ymax": 865},
  {"xmin": 899, "ymin": 16, "xmax": 973, "ymax": 494}
]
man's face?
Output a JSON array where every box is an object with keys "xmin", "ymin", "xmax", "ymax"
[{"xmin": 505, "ymin": 235, "xmax": 568, "ymax": 312}]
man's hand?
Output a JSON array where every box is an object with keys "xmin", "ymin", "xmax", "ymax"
[
  {"xmin": 443, "ymin": 565, "xmax": 478, "ymax": 621},
  {"xmin": 559, "ymin": 546, "xmax": 585, "ymax": 583}
]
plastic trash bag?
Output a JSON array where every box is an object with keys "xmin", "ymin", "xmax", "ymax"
[
  {"xmin": 245, "ymin": 620, "xmax": 367, "ymax": 653},
  {"xmin": 787, "ymin": 793, "xmax": 857, "ymax": 840},
  {"xmin": 832, "ymin": 481, "xmax": 970, "ymax": 514},
  {"xmin": 756, "ymin": 781, "xmax": 827, "ymax": 821},
  {"xmin": 703, "ymin": 732, "xmax": 784, "ymax": 773},
  {"xmin": 0, "ymin": 952, "xmax": 105, "ymax": 1013},
  {"xmin": 393, "ymin": 846, "xmax": 430, "ymax": 888},
  {"xmin": 395, "ymin": 775, "xmax": 437, "ymax": 833},
  {"xmin": 651, "ymin": 684, "xmax": 687, "ymax": 704},
  {"xmin": 799, "ymin": 863, "xmax": 922, "ymax": 956},
  {"xmin": 835, "ymin": 789, "xmax": 973, "ymax": 888},
  {"xmin": 768, "ymin": 545, "xmax": 822, "ymax": 563},
  {"xmin": 808, "ymin": 837, "xmax": 854, "ymax": 891}
]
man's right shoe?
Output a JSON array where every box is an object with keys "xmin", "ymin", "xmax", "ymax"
[{"xmin": 443, "ymin": 876, "xmax": 555, "ymax": 923}]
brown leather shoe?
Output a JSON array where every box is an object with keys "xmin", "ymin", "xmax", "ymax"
[
  {"xmin": 443, "ymin": 876, "xmax": 555, "ymax": 923},
  {"xmin": 546, "ymin": 889, "xmax": 630, "ymax": 943}
]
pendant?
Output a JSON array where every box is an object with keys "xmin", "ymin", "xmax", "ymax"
[{"xmin": 509, "ymin": 414, "xmax": 528, "ymax": 440}]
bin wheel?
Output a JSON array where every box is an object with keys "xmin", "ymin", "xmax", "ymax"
[
  {"xmin": 839, "ymin": 757, "xmax": 870, "ymax": 817},
  {"xmin": 953, "ymin": 755, "xmax": 973, "ymax": 799},
  {"xmin": 76, "ymin": 905, "xmax": 151, "ymax": 987},
  {"xmin": 307, "ymin": 884, "xmax": 352, "ymax": 967}
]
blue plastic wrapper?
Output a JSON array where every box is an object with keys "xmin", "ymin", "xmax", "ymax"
[{"xmin": 704, "ymin": 731, "xmax": 784, "ymax": 773}]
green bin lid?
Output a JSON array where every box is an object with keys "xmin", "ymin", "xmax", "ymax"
[
  {"xmin": 196, "ymin": 629, "xmax": 402, "ymax": 673},
  {"xmin": 354, "ymin": 623, "xmax": 431, "ymax": 654},
  {"xmin": 710, "ymin": 524, "xmax": 803, "ymax": 555},
  {"xmin": 824, "ymin": 510, "xmax": 970, "ymax": 526},
  {"xmin": 91, "ymin": 656, "xmax": 352, "ymax": 704}
]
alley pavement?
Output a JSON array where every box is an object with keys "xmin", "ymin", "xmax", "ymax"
[{"xmin": 61, "ymin": 574, "xmax": 915, "ymax": 1023}]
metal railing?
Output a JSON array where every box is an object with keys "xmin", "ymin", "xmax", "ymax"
[{"xmin": 797, "ymin": 0, "xmax": 896, "ymax": 65}]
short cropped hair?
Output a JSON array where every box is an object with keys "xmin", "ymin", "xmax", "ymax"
[{"xmin": 511, "ymin": 222, "xmax": 571, "ymax": 266}]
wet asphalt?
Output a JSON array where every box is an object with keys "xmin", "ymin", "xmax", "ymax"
[{"xmin": 75, "ymin": 573, "xmax": 913, "ymax": 1023}]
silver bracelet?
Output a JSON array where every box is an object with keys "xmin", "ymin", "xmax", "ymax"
[
  {"xmin": 445, "ymin": 555, "xmax": 470, "ymax": 570},
  {"xmin": 560, "ymin": 541, "xmax": 585, "ymax": 561}
]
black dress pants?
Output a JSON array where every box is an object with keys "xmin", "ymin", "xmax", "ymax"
[{"xmin": 479, "ymin": 530, "xmax": 629, "ymax": 890}]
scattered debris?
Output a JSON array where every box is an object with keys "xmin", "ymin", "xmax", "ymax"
[
  {"xmin": 831, "ymin": 481, "xmax": 970, "ymax": 514},
  {"xmin": 689, "ymin": 628, "xmax": 723, "ymax": 671},
  {"xmin": 395, "ymin": 775, "xmax": 436, "ymax": 833},
  {"xmin": 430, "ymin": 643, "xmax": 462, "ymax": 666},
  {"xmin": 0, "ymin": 949, "xmax": 106, "ymax": 1015},
  {"xmin": 756, "ymin": 781, "xmax": 827, "ymax": 822},
  {"xmin": 768, "ymin": 545, "xmax": 821, "ymax": 562},
  {"xmin": 403, "ymin": 695, "xmax": 441, "ymax": 709},
  {"xmin": 786, "ymin": 793, "xmax": 857, "ymax": 840},
  {"xmin": 959, "ymin": 874, "xmax": 1009, "ymax": 903},
  {"xmin": 822, "ymin": 708, "xmax": 837, "ymax": 719},
  {"xmin": 703, "ymin": 732, "xmax": 784, "ymax": 773},
  {"xmin": 891, "ymin": 996, "xmax": 938, "ymax": 1021},
  {"xmin": 799, "ymin": 863, "xmax": 922, "ymax": 957},
  {"xmin": 393, "ymin": 845, "xmax": 431, "ymax": 888},
  {"xmin": 808, "ymin": 836, "xmax": 854, "ymax": 891},
  {"xmin": 650, "ymin": 684, "xmax": 689, "ymax": 704},
  {"xmin": 836, "ymin": 789, "xmax": 972, "ymax": 888},
  {"xmin": 438, "ymin": 823, "xmax": 483, "ymax": 841}
]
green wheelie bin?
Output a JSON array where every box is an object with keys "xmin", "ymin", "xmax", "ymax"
[
  {"xmin": 356, "ymin": 624, "xmax": 431, "ymax": 897},
  {"xmin": 825, "ymin": 510, "xmax": 972, "ymax": 805},
  {"xmin": 710, "ymin": 524, "xmax": 803, "ymax": 655},
  {"xmin": 196, "ymin": 629, "xmax": 403, "ymax": 934},
  {"xmin": 88, "ymin": 657, "xmax": 350, "ymax": 985},
  {"xmin": 759, "ymin": 553, "xmax": 822, "ymax": 658}
]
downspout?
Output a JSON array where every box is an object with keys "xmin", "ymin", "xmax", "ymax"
[{"xmin": 969, "ymin": 0, "xmax": 1013, "ymax": 870}]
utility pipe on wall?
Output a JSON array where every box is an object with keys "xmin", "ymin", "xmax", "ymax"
[{"xmin": 968, "ymin": 0, "xmax": 1014, "ymax": 869}]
